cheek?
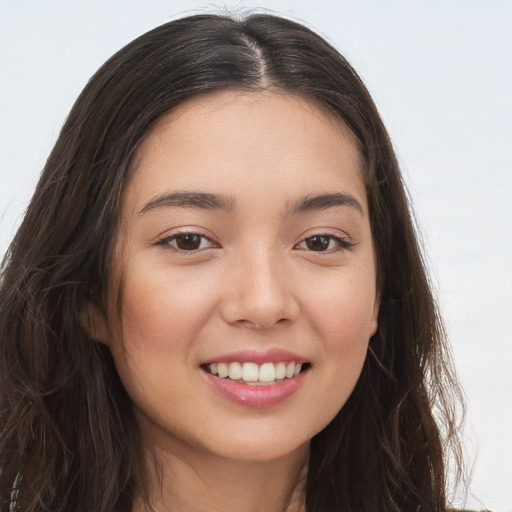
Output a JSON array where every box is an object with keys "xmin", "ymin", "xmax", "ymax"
[
  {"xmin": 108, "ymin": 265, "xmax": 218, "ymax": 405},
  {"xmin": 300, "ymin": 268, "xmax": 376, "ymax": 414},
  {"xmin": 320, "ymin": 289, "xmax": 372, "ymax": 376},
  {"xmin": 304, "ymin": 267, "xmax": 377, "ymax": 344},
  {"xmin": 120, "ymin": 264, "xmax": 217, "ymax": 352}
]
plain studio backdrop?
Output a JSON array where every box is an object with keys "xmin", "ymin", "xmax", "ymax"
[{"xmin": 0, "ymin": 1, "xmax": 510, "ymax": 510}]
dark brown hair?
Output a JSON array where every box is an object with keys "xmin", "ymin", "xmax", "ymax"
[{"xmin": 0, "ymin": 13, "xmax": 464, "ymax": 512}]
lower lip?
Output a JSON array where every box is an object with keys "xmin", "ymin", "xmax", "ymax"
[{"xmin": 201, "ymin": 369, "xmax": 308, "ymax": 408}]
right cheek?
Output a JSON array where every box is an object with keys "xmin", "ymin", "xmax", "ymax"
[{"xmin": 120, "ymin": 272, "xmax": 217, "ymax": 343}]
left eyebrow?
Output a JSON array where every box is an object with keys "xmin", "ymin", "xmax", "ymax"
[{"xmin": 285, "ymin": 192, "xmax": 364, "ymax": 217}]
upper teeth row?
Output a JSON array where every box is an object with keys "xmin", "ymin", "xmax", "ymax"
[{"xmin": 207, "ymin": 362, "xmax": 303, "ymax": 382}]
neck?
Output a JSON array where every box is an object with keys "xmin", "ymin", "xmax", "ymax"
[{"xmin": 133, "ymin": 436, "xmax": 309, "ymax": 512}]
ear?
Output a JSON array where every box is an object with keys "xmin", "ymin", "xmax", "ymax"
[{"xmin": 80, "ymin": 300, "xmax": 111, "ymax": 345}]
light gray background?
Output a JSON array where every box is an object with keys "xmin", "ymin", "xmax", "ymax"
[{"xmin": 1, "ymin": 1, "xmax": 510, "ymax": 510}]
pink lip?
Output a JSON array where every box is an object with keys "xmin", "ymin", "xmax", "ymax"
[
  {"xmin": 202, "ymin": 348, "xmax": 309, "ymax": 365},
  {"xmin": 201, "ymin": 369, "xmax": 308, "ymax": 408}
]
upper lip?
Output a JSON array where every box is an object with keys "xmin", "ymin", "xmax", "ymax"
[{"xmin": 202, "ymin": 348, "xmax": 309, "ymax": 365}]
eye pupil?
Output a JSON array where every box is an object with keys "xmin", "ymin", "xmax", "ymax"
[
  {"xmin": 176, "ymin": 234, "xmax": 201, "ymax": 250},
  {"xmin": 306, "ymin": 236, "xmax": 330, "ymax": 251}
]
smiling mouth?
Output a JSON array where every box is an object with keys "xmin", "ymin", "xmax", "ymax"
[{"xmin": 202, "ymin": 361, "xmax": 311, "ymax": 386}]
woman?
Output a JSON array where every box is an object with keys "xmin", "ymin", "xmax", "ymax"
[{"xmin": 0, "ymin": 13, "xmax": 465, "ymax": 512}]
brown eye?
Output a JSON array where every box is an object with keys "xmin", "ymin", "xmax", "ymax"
[
  {"xmin": 305, "ymin": 235, "xmax": 330, "ymax": 251},
  {"xmin": 160, "ymin": 233, "xmax": 217, "ymax": 252},
  {"xmin": 296, "ymin": 234, "xmax": 353, "ymax": 253},
  {"xmin": 175, "ymin": 234, "xmax": 202, "ymax": 250}
]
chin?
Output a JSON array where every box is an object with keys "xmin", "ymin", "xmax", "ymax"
[{"xmin": 211, "ymin": 437, "xmax": 310, "ymax": 464}]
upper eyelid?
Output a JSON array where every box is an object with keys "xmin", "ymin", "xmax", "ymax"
[
  {"xmin": 295, "ymin": 226, "xmax": 352, "ymax": 241},
  {"xmin": 157, "ymin": 233, "xmax": 220, "ymax": 254},
  {"xmin": 163, "ymin": 232, "xmax": 215, "ymax": 242},
  {"xmin": 295, "ymin": 234, "xmax": 354, "ymax": 248},
  {"xmin": 156, "ymin": 226, "xmax": 216, "ymax": 241}
]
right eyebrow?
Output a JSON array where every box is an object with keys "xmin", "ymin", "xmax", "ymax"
[{"xmin": 138, "ymin": 191, "xmax": 237, "ymax": 214}]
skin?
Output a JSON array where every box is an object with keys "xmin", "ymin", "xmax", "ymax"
[{"xmin": 98, "ymin": 90, "xmax": 379, "ymax": 512}]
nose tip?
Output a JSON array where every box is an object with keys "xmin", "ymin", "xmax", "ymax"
[
  {"xmin": 234, "ymin": 308, "xmax": 291, "ymax": 330},
  {"xmin": 219, "ymin": 258, "xmax": 299, "ymax": 329}
]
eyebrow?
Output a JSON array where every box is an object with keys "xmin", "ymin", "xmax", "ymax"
[
  {"xmin": 138, "ymin": 192, "xmax": 237, "ymax": 214},
  {"xmin": 138, "ymin": 191, "xmax": 363, "ymax": 217},
  {"xmin": 286, "ymin": 192, "xmax": 364, "ymax": 217}
]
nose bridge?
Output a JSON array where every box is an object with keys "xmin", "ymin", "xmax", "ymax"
[{"xmin": 220, "ymin": 242, "xmax": 298, "ymax": 328}]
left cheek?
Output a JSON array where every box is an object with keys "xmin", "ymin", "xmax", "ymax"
[
  {"xmin": 323, "ymin": 293, "xmax": 373, "ymax": 388},
  {"xmin": 306, "ymin": 295, "xmax": 372, "ymax": 432},
  {"xmin": 310, "ymin": 290, "xmax": 374, "ymax": 402},
  {"xmin": 310, "ymin": 280, "xmax": 376, "ymax": 344}
]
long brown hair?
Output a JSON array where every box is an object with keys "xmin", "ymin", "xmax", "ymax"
[{"xmin": 0, "ymin": 13, "xmax": 464, "ymax": 512}]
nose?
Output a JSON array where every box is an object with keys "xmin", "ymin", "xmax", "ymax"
[{"xmin": 219, "ymin": 247, "xmax": 300, "ymax": 329}]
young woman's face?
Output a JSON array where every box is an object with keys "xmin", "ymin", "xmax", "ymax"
[{"xmin": 105, "ymin": 90, "xmax": 379, "ymax": 463}]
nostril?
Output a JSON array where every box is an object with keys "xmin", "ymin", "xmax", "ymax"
[{"xmin": 237, "ymin": 317, "xmax": 289, "ymax": 329}]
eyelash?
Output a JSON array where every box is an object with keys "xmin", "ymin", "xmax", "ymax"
[
  {"xmin": 156, "ymin": 232, "xmax": 218, "ymax": 252},
  {"xmin": 294, "ymin": 234, "xmax": 354, "ymax": 253},
  {"xmin": 156, "ymin": 231, "xmax": 354, "ymax": 254}
]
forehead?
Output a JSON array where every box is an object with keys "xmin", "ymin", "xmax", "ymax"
[{"xmin": 125, "ymin": 90, "xmax": 366, "ymax": 214}]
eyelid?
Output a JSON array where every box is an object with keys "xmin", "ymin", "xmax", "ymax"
[
  {"xmin": 293, "ymin": 229, "xmax": 355, "ymax": 252},
  {"xmin": 155, "ymin": 227, "xmax": 220, "ymax": 252}
]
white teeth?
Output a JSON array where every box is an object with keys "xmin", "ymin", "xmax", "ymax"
[
  {"xmin": 217, "ymin": 362, "xmax": 229, "ymax": 378},
  {"xmin": 228, "ymin": 362, "xmax": 242, "ymax": 380},
  {"xmin": 242, "ymin": 362, "xmax": 259, "ymax": 382},
  {"xmin": 275, "ymin": 362, "xmax": 286, "ymax": 380},
  {"xmin": 259, "ymin": 362, "xmax": 276, "ymax": 382},
  {"xmin": 205, "ymin": 361, "xmax": 307, "ymax": 383}
]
